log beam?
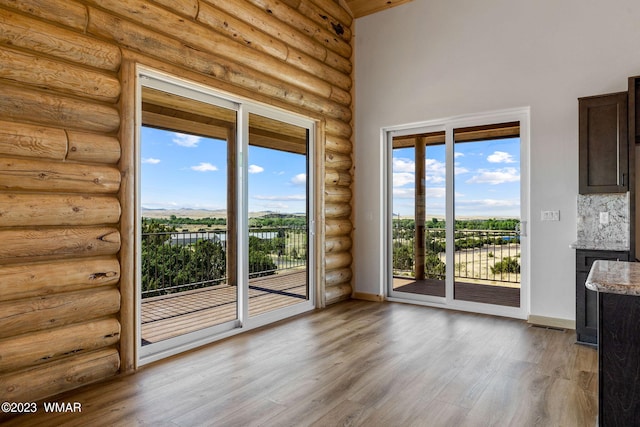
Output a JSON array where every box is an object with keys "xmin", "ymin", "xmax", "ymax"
[
  {"xmin": 326, "ymin": 218, "xmax": 352, "ymax": 237},
  {"xmin": 0, "ymin": 157, "xmax": 121, "ymax": 194},
  {"xmin": 0, "ymin": 119, "xmax": 67, "ymax": 161},
  {"xmin": 325, "ymin": 282, "xmax": 352, "ymax": 303},
  {"xmin": 0, "ymin": 348, "xmax": 120, "ymax": 404},
  {"xmin": 0, "ymin": 257, "xmax": 120, "ymax": 301},
  {"xmin": 0, "ymin": 194, "xmax": 121, "ymax": 227},
  {"xmin": 325, "ymin": 235, "xmax": 352, "ymax": 253},
  {"xmin": 66, "ymin": 131, "xmax": 121, "ymax": 164},
  {"xmin": 0, "ymin": 287, "xmax": 121, "ymax": 339},
  {"xmin": 0, "ymin": 7, "xmax": 121, "ymax": 71},
  {"xmin": 0, "ymin": 82, "xmax": 120, "ymax": 134},
  {"xmin": 0, "ymin": 318, "xmax": 121, "ymax": 372},
  {"xmin": 326, "ymin": 251, "xmax": 352, "ymax": 270},
  {"xmin": 0, "ymin": 227, "xmax": 121, "ymax": 263},
  {"xmin": 0, "ymin": 45, "xmax": 121, "ymax": 103}
]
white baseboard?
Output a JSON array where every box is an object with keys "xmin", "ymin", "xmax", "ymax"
[
  {"xmin": 352, "ymin": 292, "xmax": 384, "ymax": 302},
  {"xmin": 527, "ymin": 314, "xmax": 575, "ymax": 330}
]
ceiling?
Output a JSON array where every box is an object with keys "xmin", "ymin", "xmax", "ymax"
[{"xmin": 344, "ymin": 0, "xmax": 413, "ymax": 18}]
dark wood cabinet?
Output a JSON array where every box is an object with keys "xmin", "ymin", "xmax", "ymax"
[
  {"xmin": 630, "ymin": 76, "xmax": 639, "ymax": 260},
  {"xmin": 599, "ymin": 292, "xmax": 640, "ymax": 425},
  {"xmin": 630, "ymin": 76, "xmax": 640, "ymax": 146},
  {"xmin": 579, "ymin": 92, "xmax": 629, "ymax": 194},
  {"xmin": 575, "ymin": 249, "xmax": 628, "ymax": 344}
]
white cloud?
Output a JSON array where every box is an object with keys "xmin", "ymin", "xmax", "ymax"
[
  {"xmin": 457, "ymin": 199, "xmax": 520, "ymax": 208},
  {"xmin": 191, "ymin": 162, "xmax": 218, "ymax": 172},
  {"xmin": 393, "ymin": 172, "xmax": 415, "ymax": 187},
  {"xmin": 393, "ymin": 157, "xmax": 467, "ymax": 185},
  {"xmin": 260, "ymin": 202, "xmax": 290, "ymax": 210},
  {"xmin": 425, "ymin": 158, "xmax": 453, "ymax": 183},
  {"xmin": 425, "ymin": 158, "xmax": 446, "ymax": 178},
  {"xmin": 173, "ymin": 133, "xmax": 202, "ymax": 147},
  {"xmin": 393, "ymin": 157, "xmax": 459, "ymax": 185},
  {"xmin": 426, "ymin": 187, "xmax": 446, "ymax": 198},
  {"xmin": 248, "ymin": 164, "xmax": 264, "ymax": 174},
  {"xmin": 254, "ymin": 194, "xmax": 306, "ymax": 201},
  {"xmin": 291, "ymin": 173, "xmax": 306, "ymax": 185},
  {"xmin": 393, "ymin": 187, "xmax": 446, "ymax": 199},
  {"xmin": 487, "ymin": 151, "xmax": 516, "ymax": 163},
  {"xmin": 466, "ymin": 167, "xmax": 520, "ymax": 185},
  {"xmin": 454, "ymin": 152, "xmax": 465, "ymax": 158},
  {"xmin": 454, "ymin": 163, "xmax": 469, "ymax": 175},
  {"xmin": 142, "ymin": 157, "xmax": 161, "ymax": 164},
  {"xmin": 393, "ymin": 157, "xmax": 415, "ymax": 173},
  {"xmin": 393, "ymin": 187, "xmax": 414, "ymax": 199},
  {"xmin": 454, "ymin": 198, "xmax": 520, "ymax": 215}
]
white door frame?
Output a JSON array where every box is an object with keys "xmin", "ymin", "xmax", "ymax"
[
  {"xmin": 135, "ymin": 66, "xmax": 316, "ymax": 365},
  {"xmin": 383, "ymin": 107, "xmax": 530, "ymax": 319}
]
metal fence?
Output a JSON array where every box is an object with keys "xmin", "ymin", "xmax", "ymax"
[
  {"xmin": 393, "ymin": 228, "xmax": 520, "ymax": 284},
  {"xmin": 141, "ymin": 226, "xmax": 307, "ymax": 298}
]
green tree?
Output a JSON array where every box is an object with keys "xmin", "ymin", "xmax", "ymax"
[
  {"xmin": 491, "ymin": 257, "xmax": 520, "ymax": 275},
  {"xmin": 425, "ymin": 250, "xmax": 446, "ymax": 280},
  {"xmin": 141, "ymin": 220, "xmax": 227, "ymax": 296},
  {"xmin": 393, "ymin": 242, "xmax": 413, "ymax": 271},
  {"xmin": 187, "ymin": 240, "xmax": 226, "ymax": 284},
  {"xmin": 249, "ymin": 236, "xmax": 278, "ymax": 277},
  {"xmin": 249, "ymin": 251, "xmax": 277, "ymax": 277}
]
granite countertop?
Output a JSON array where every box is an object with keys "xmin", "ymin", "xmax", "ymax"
[
  {"xmin": 570, "ymin": 240, "xmax": 630, "ymax": 251},
  {"xmin": 586, "ymin": 260, "xmax": 640, "ymax": 296}
]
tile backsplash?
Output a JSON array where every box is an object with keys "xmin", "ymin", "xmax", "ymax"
[{"xmin": 577, "ymin": 193, "xmax": 629, "ymax": 244}]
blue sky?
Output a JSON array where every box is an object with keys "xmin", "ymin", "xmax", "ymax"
[
  {"xmin": 142, "ymin": 127, "xmax": 519, "ymax": 218},
  {"xmin": 141, "ymin": 127, "xmax": 307, "ymax": 214},
  {"xmin": 393, "ymin": 137, "xmax": 520, "ymax": 218}
]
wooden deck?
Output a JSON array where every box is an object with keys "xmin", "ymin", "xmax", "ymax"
[
  {"xmin": 141, "ymin": 270, "xmax": 307, "ymax": 344},
  {"xmin": 393, "ymin": 276, "xmax": 521, "ymax": 307}
]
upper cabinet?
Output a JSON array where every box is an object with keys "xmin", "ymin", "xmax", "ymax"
[
  {"xmin": 630, "ymin": 76, "xmax": 640, "ymax": 146},
  {"xmin": 579, "ymin": 92, "xmax": 629, "ymax": 194}
]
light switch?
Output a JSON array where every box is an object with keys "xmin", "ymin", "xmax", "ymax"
[{"xmin": 541, "ymin": 210, "xmax": 560, "ymax": 221}]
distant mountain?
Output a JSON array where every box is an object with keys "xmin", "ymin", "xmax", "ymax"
[
  {"xmin": 141, "ymin": 208, "xmax": 227, "ymax": 219},
  {"xmin": 141, "ymin": 208, "xmax": 305, "ymax": 219}
]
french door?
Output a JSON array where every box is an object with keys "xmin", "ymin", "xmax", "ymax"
[
  {"xmin": 386, "ymin": 109, "xmax": 529, "ymax": 318},
  {"xmin": 136, "ymin": 68, "xmax": 315, "ymax": 363}
]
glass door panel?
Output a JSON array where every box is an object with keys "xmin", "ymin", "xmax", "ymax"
[
  {"xmin": 453, "ymin": 126, "xmax": 521, "ymax": 307},
  {"xmin": 247, "ymin": 113, "xmax": 310, "ymax": 317},
  {"xmin": 137, "ymin": 70, "xmax": 316, "ymax": 364},
  {"xmin": 139, "ymin": 88, "xmax": 239, "ymax": 347},
  {"xmin": 391, "ymin": 132, "xmax": 446, "ymax": 298}
]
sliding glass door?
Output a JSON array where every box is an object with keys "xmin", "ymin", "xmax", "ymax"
[
  {"xmin": 246, "ymin": 112, "xmax": 310, "ymax": 319},
  {"xmin": 387, "ymin": 111, "xmax": 528, "ymax": 318},
  {"xmin": 138, "ymin": 84, "xmax": 240, "ymax": 351},
  {"xmin": 137, "ymin": 69, "xmax": 314, "ymax": 363},
  {"xmin": 391, "ymin": 131, "xmax": 447, "ymax": 299},
  {"xmin": 452, "ymin": 126, "xmax": 522, "ymax": 307}
]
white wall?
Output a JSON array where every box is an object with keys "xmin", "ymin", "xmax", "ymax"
[{"xmin": 353, "ymin": 0, "xmax": 640, "ymax": 321}]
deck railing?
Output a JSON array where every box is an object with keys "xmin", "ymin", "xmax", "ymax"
[
  {"xmin": 142, "ymin": 226, "xmax": 307, "ymax": 298},
  {"xmin": 393, "ymin": 227, "xmax": 520, "ymax": 284}
]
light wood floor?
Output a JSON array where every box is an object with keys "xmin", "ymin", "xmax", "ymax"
[{"xmin": 3, "ymin": 300, "xmax": 597, "ymax": 427}]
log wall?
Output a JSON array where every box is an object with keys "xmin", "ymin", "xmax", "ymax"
[{"xmin": 0, "ymin": 0, "xmax": 354, "ymax": 403}]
